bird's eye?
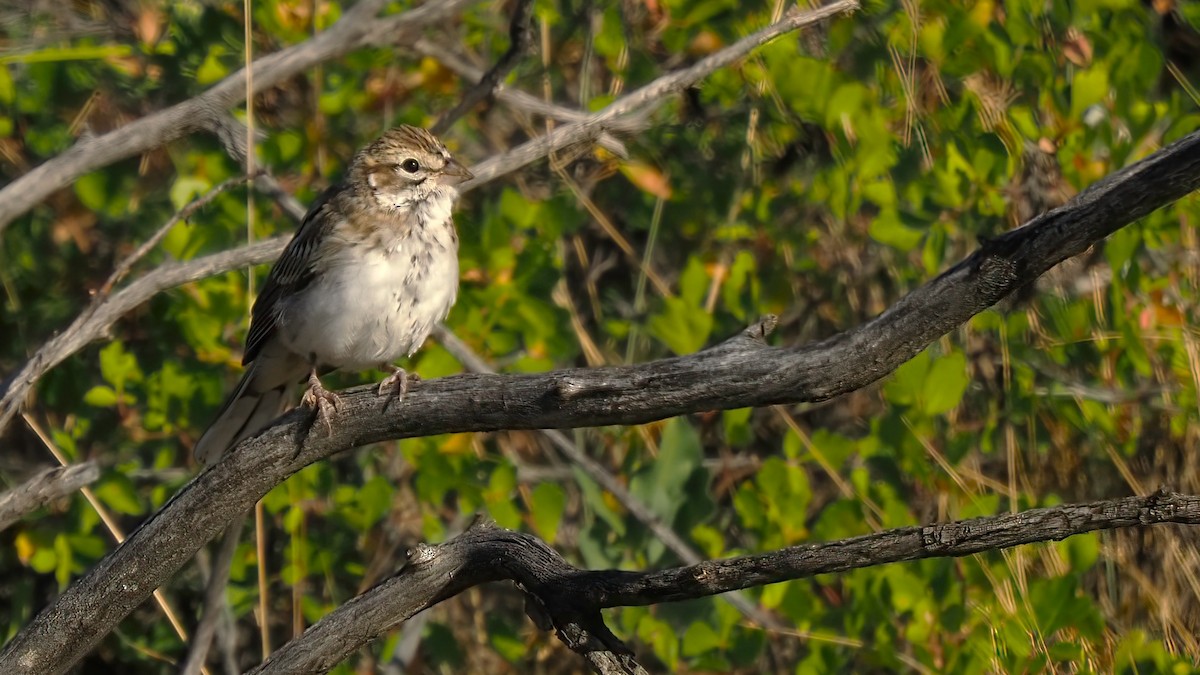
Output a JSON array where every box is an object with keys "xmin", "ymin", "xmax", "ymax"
[{"xmin": 400, "ymin": 159, "xmax": 420, "ymax": 173}]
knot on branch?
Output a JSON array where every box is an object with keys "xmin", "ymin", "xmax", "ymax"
[
  {"xmin": 968, "ymin": 234, "xmax": 1025, "ymax": 304},
  {"xmin": 1143, "ymin": 487, "xmax": 1181, "ymax": 523},
  {"xmin": 405, "ymin": 543, "xmax": 438, "ymax": 568},
  {"xmin": 745, "ymin": 314, "xmax": 779, "ymax": 343}
]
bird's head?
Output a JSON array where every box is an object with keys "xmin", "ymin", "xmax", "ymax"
[{"xmin": 351, "ymin": 125, "xmax": 474, "ymax": 210}]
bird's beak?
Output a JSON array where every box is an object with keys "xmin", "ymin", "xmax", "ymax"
[{"xmin": 439, "ymin": 158, "xmax": 474, "ymax": 186}]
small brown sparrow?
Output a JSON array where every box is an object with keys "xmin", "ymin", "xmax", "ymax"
[{"xmin": 194, "ymin": 125, "xmax": 473, "ymax": 464}]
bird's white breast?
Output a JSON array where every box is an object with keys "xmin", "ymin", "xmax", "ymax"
[{"xmin": 277, "ymin": 193, "xmax": 459, "ymax": 371}]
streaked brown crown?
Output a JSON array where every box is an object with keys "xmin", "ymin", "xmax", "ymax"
[
  {"xmin": 363, "ymin": 125, "xmax": 451, "ymax": 162},
  {"xmin": 349, "ymin": 125, "xmax": 469, "ymax": 195}
]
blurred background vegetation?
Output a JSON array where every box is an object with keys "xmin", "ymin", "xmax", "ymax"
[{"xmin": 3, "ymin": 0, "xmax": 1200, "ymax": 672}]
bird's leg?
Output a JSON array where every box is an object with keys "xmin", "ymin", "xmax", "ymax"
[
  {"xmin": 377, "ymin": 364, "xmax": 420, "ymax": 411},
  {"xmin": 301, "ymin": 368, "xmax": 341, "ymax": 434}
]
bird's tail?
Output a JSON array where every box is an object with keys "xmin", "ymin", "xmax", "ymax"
[{"xmin": 193, "ymin": 361, "xmax": 295, "ymax": 465}]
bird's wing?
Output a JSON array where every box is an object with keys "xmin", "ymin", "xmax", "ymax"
[{"xmin": 243, "ymin": 184, "xmax": 343, "ymax": 365}]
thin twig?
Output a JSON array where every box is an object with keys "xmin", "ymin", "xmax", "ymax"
[
  {"xmin": 0, "ymin": 208, "xmax": 280, "ymax": 437},
  {"xmin": 2, "ymin": 120, "xmax": 1198, "ymax": 673},
  {"xmin": 431, "ymin": 0, "xmax": 535, "ymax": 136},
  {"xmin": 431, "ymin": 325, "xmax": 783, "ymax": 629},
  {"xmin": 180, "ymin": 523, "xmax": 242, "ymax": 675},
  {"xmin": 251, "ymin": 490, "xmax": 1200, "ymax": 674},
  {"xmin": 98, "ymin": 175, "xmax": 253, "ymax": 298},
  {"xmin": 413, "ymin": 38, "xmax": 594, "ymax": 124},
  {"xmin": 458, "ymin": 1, "xmax": 858, "ymax": 190},
  {"xmin": 0, "ymin": 462, "xmax": 99, "ymax": 532},
  {"xmin": 0, "ymin": 0, "xmax": 475, "ymax": 235}
]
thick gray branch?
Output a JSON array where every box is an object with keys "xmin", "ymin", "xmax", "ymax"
[
  {"xmin": 253, "ymin": 490, "xmax": 1200, "ymax": 673},
  {"xmin": 432, "ymin": 326, "xmax": 780, "ymax": 629},
  {"xmin": 2, "ymin": 125, "xmax": 1198, "ymax": 674},
  {"xmin": 0, "ymin": 462, "xmax": 100, "ymax": 532},
  {"xmin": 0, "ymin": 0, "xmax": 474, "ymax": 235}
]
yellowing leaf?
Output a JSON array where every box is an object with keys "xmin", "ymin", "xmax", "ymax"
[
  {"xmin": 688, "ymin": 30, "xmax": 723, "ymax": 56},
  {"xmin": 619, "ymin": 161, "xmax": 672, "ymax": 199},
  {"xmin": 439, "ymin": 432, "xmax": 473, "ymax": 455},
  {"xmin": 14, "ymin": 531, "xmax": 36, "ymax": 564}
]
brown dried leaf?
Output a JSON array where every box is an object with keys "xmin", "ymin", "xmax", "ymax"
[{"xmin": 1063, "ymin": 27, "xmax": 1093, "ymax": 67}]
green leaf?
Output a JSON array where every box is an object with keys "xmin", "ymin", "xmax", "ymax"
[
  {"xmin": 169, "ymin": 175, "xmax": 211, "ymax": 212},
  {"xmin": 0, "ymin": 65, "xmax": 13, "ymax": 104},
  {"xmin": 0, "ymin": 43, "xmax": 132, "ymax": 65},
  {"xmin": 93, "ymin": 475, "xmax": 142, "ymax": 516},
  {"xmin": 648, "ymin": 297, "xmax": 714, "ymax": 355},
  {"xmin": 99, "ymin": 341, "xmax": 142, "ymax": 390},
  {"xmin": 824, "ymin": 82, "xmax": 867, "ymax": 129},
  {"xmin": 574, "ymin": 468, "xmax": 625, "ymax": 536},
  {"xmin": 1059, "ymin": 531, "xmax": 1100, "ymax": 572},
  {"xmin": 355, "ymin": 475, "xmax": 393, "ymax": 530},
  {"xmin": 884, "ymin": 349, "xmax": 931, "ymax": 406},
  {"xmin": 54, "ymin": 533, "xmax": 72, "ymax": 588},
  {"xmin": 869, "ymin": 210, "xmax": 924, "ymax": 251},
  {"xmin": 678, "ymin": 256, "xmax": 710, "ymax": 305},
  {"xmin": 485, "ymin": 464, "xmax": 522, "ymax": 530},
  {"xmin": 722, "ymin": 407, "xmax": 752, "ymax": 447},
  {"xmin": 195, "ymin": 45, "xmax": 229, "ymax": 85},
  {"xmin": 487, "ymin": 614, "xmax": 526, "ymax": 662},
  {"xmin": 83, "ymin": 385, "xmax": 118, "ymax": 407},
  {"xmin": 682, "ymin": 621, "xmax": 723, "ymax": 656},
  {"xmin": 922, "ymin": 351, "xmax": 969, "ymax": 414},
  {"xmin": 630, "ymin": 418, "xmax": 702, "ymax": 522},
  {"xmin": 530, "ymin": 482, "xmax": 565, "ymax": 544},
  {"xmin": 30, "ymin": 546, "xmax": 57, "ymax": 574},
  {"xmin": 637, "ymin": 615, "xmax": 679, "ymax": 671},
  {"xmin": 1070, "ymin": 67, "xmax": 1109, "ymax": 118},
  {"xmin": 74, "ymin": 171, "xmax": 109, "ymax": 213},
  {"xmin": 1105, "ymin": 224, "xmax": 1141, "ymax": 273}
]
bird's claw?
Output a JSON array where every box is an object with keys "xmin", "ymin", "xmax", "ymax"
[
  {"xmin": 302, "ymin": 372, "xmax": 341, "ymax": 435},
  {"xmin": 378, "ymin": 367, "xmax": 420, "ymax": 411}
]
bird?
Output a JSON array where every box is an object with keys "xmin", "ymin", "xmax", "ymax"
[{"xmin": 193, "ymin": 125, "xmax": 473, "ymax": 465}]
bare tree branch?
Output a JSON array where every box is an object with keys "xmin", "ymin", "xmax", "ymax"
[
  {"xmin": 414, "ymin": 38, "xmax": 594, "ymax": 124},
  {"xmin": 99, "ymin": 175, "xmax": 254, "ymax": 297},
  {"xmin": 432, "ymin": 325, "xmax": 783, "ymax": 629},
  {"xmin": 0, "ymin": 462, "xmax": 100, "ymax": 532},
  {"xmin": 0, "ymin": 0, "xmax": 854, "ymax": 439},
  {"xmin": 1, "ymin": 123, "xmax": 1197, "ymax": 674},
  {"xmin": 459, "ymin": 0, "xmax": 860, "ymax": 189},
  {"xmin": 251, "ymin": 490, "xmax": 1200, "ymax": 673},
  {"xmin": 431, "ymin": 0, "xmax": 536, "ymax": 136},
  {"xmin": 0, "ymin": 0, "xmax": 475, "ymax": 235},
  {"xmin": 0, "ymin": 237, "xmax": 285, "ymax": 436},
  {"xmin": 180, "ymin": 523, "xmax": 242, "ymax": 675}
]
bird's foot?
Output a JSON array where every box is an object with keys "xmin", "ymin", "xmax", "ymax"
[
  {"xmin": 301, "ymin": 371, "xmax": 341, "ymax": 434},
  {"xmin": 378, "ymin": 366, "xmax": 420, "ymax": 411}
]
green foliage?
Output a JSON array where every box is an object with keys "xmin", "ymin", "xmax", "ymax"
[{"xmin": 2, "ymin": 0, "xmax": 1200, "ymax": 672}]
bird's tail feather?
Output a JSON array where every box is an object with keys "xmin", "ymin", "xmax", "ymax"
[{"xmin": 193, "ymin": 363, "xmax": 293, "ymax": 465}]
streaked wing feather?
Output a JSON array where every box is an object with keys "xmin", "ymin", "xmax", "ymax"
[{"xmin": 243, "ymin": 184, "xmax": 343, "ymax": 365}]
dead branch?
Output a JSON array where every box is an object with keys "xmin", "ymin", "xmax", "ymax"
[
  {"xmin": 251, "ymin": 490, "xmax": 1200, "ymax": 674},
  {"xmin": 432, "ymin": 325, "xmax": 782, "ymax": 629},
  {"xmin": 431, "ymin": 0, "xmax": 536, "ymax": 136},
  {"xmin": 0, "ymin": 122, "xmax": 1197, "ymax": 673},
  {"xmin": 0, "ymin": 0, "xmax": 475, "ymax": 235},
  {"xmin": 0, "ymin": 0, "xmax": 855, "ymax": 438},
  {"xmin": 0, "ymin": 462, "xmax": 100, "ymax": 532}
]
